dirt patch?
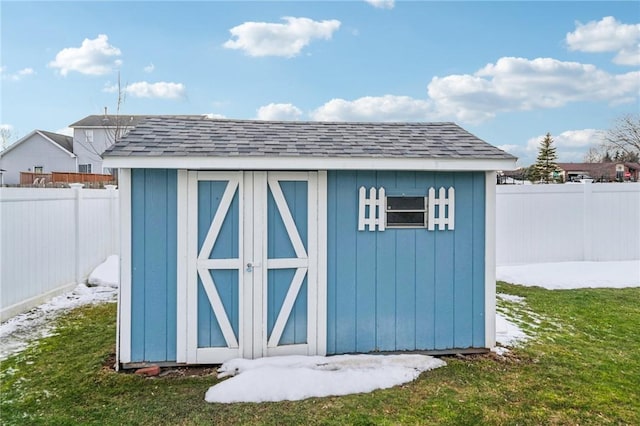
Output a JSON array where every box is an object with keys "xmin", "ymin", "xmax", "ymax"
[
  {"xmin": 101, "ymin": 351, "xmax": 219, "ymax": 378},
  {"xmin": 442, "ymin": 347, "xmax": 532, "ymax": 364}
]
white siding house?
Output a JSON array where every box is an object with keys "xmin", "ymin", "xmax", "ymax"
[
  {"xmin": 0, "ymin": 130, "xmax": 76, "ymax": 185},
  {"xmin": 70, "ymin": 115, "xmax": 146, "ymax": 175}
]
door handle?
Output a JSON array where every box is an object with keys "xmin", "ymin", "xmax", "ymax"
[{"xmin": 246, "ymin": 262, "xmax": 261, "ymax": 272}]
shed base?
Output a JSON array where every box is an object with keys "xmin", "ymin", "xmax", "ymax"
[{"xmin": 119, "ymin": 347, "xmax": 490, "ymax": 370}]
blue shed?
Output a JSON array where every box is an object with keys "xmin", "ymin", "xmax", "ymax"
[{"xmin": 102, "ymin": 117, "xmax": 517, "ymax": 368}]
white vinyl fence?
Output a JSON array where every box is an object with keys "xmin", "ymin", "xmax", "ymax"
[
  {"xmin": 0, "ymin": 185, "xmax": 118, "ymax": 321},
  {"xmin": 496, "ymin": 182, "xmax": 640, "ymax": 265}
]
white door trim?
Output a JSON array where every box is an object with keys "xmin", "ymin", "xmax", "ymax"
[
  {"xmin": 185, "ymin": 171, "xmax": 244, "ymax": 364},
  {"xmin": 179, "ymin": 170, "xmax": 327, "ymax": 363}
]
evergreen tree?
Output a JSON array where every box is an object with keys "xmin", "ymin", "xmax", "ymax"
[{"xmin": 534, "ymin": 133, "xmax": 558, "ymax": 183}]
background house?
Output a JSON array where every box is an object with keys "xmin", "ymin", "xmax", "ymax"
[
  {"xmin": 0, "ymin": 130, "xmax": 75, "ymax": 185},
  {"xmin": 69, "ymin": 114, "xmax": 146, "ymax": 176},
  {"xmin": 556, "ymin": 162, "xmax": 640, "ymax": 182},
  {"xmin": 0, "ymin": 114, "xmax": 146, "ymax": 186}
]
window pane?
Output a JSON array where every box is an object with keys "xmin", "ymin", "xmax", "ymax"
[
  {"xmin": 387, "ymin": 196, "xmax": 424, "ymax": 210},
  {"xmin": 387, "ymin": 212, "xmax": 425, "ymax": 226}
]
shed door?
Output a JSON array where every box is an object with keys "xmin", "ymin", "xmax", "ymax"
[{"xmin": 186, "ymin": 171, "xmax": 322, "ymax": 364}]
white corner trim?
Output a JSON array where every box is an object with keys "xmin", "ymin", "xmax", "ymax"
[
  {"xmin": 175, "ymin": 170, "xmax": 188, "ymax": 363},
  {"xmin": 316, "ymin": 170, "xmax": 328, "ymax": 356},
  {"xmin": 186, "ymin": 171, "xmax": 199, "ymax": 363},
  {"xmin": 484, "ymin": 171, "xmax": 497, "ymax": 349},
  {"xmin": 117, "ymin": 168, "xmax": 132, "ymax": 364}
]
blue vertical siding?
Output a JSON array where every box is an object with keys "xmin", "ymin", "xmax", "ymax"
[
  {"xmin": 327, "ymin": 170, "xmax": 486, "ymax": 354},
  {"xmin": 130, "ymin": 169, "xmax": 177, "ymax": 363},
  {"xmin": 267, "ymin": 181, "xmax": 308, "ymax": 345},
  {"xmin": 197, "ymin": 181, "xmax": 239, "ymax": 348}
]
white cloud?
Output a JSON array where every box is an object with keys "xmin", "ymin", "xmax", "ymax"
[
  {"xmin": 102, "ymin": 83, "xmax": 118, "ymax": 93},
  {"xmin": 144, "ymin": 63, "xmax": 155, "ymax": 73},
  {"xmin": 55, "ymin": 127, "xmax": 74, "ymax": 137},
  {"xmin": 203, "ymin": 113, "xmax": 226, "ymax": 119},
  {"xmin": 1, "ymin": 67, "xmax": 35, "ymax": 81},
  {"xmin": 256, "ymin": 103, "xmax": 303, "ymax": 121},
  {"xmin": 311, "ymin": 95, "xmax": 434, "ymax": 122},
  {"xmin": 223, "ymin": 17, "xmax": 341, "ymax": 57},
  {"xmin": 364, "ymin": 0, "xmax": 395, "ymax": 9},
  {"xmin": 103, "ymin": 80, "xmax": 186, "ymax": 99},
  {"xmin": 566, "ymin": 16, "xmax": 640, "ymax": 65},
  {"xmin": 49, "ymin": 34, "xmax": 122, "ymax": 76},
  {"xmin": 525, "ymin": 129, "xmax": 604, "ymax": 152},
  {"xmin": 496, "ymin": 144, "xmax": 521, "ymax": 156},
  {"xmin": 523, "ymin": 129, "xmax": 605, "ymax": 163},
  {"xmin": 427, "ymin": 57, "xmax": 640, "ymax": 123},
  {"xmin": 123, "ymin": 81, "xmax": 186, "ymax": 99}
]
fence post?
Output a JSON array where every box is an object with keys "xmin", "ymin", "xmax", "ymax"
[
  {"xmin": 105, "ymin": 185, "xmax": 118, "ymax": 255},
  {"xmin": 70, "ymin": 183, "xmax": 84, "ymax": 284},
  {"xmin": 582, "ymin": 179, "xmax": 593, "ymax": 261}
]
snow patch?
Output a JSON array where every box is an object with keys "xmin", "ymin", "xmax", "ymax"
[
  {"xmin": 0, "ymin": 256, "xmax": 119, "ymax": 361},
  {"xmin": 206, "ymin": 354, "xmax": 446, "ymax": 403},
  {"xmin": 495, "ymin": 313, "xmax": 529, "ymax": 347},
  {"xmin": 497, "ymin": 260, "xmax": 640, "ymax": 289},
  {"xmin": 497, "ymin": 293, "xmax": 525, "ymax": 303},
  {"xmin": 88, "ymin": 255, "xmax": 119, "ymax": 288}
]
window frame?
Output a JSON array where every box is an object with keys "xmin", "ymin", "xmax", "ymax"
[
  {"xmin": 78, "ymin": 163, "xmax": 92, "ymax": 174},
  {"xmin": 385, "ymin": 195, "xmax": 428, "ymax": 229},
  {"xmin": 84, "ymin": 130, "xmax": 94, "ymax": 143}
]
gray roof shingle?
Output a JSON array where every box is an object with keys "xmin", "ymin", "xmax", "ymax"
[
  {"xmin": 39, "ymin": 130, "xmax": 73, "ymax": 153},
  {"xmin": 103, "ymin": 116, "xmax": 516, "ymax": 160},
  {"xmin": 70, "ymin": 115, "xmax": 148, "ymax": 128}
]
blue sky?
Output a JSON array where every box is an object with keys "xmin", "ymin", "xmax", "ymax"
[{"xmin": 1, "ymin": 1, "xmax": 638, "ymax": 165}]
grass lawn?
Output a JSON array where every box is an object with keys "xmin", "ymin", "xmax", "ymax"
[{"xmin": 1, "ymin": 282, "xmax": 639, "ymax": 425}]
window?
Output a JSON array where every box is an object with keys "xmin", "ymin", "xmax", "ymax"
[
  {"xmin": 84, "ymin": 130, "xmax": 94, "ymax": 143},
  {"xmin": 386, "ymin": 196, "xmax": 428, "ymax": 228},
  {"xmin": 79, "ymin": 164, "xmax": 92, "ymax": 174},
  {"xmin": 33, "ymin": 166, "xmax": 44, "ymax": 174}
]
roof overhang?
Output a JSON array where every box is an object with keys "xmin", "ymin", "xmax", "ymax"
[{"xmin": 103, "ymin": 155, "xmax": 517, "ymax": 171}]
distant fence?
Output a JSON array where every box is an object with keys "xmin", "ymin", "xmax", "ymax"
[
  {"xmin": 20, "ymin": 171, "xmax": 116, "ymax": 186},
  {"xmin": 496, "ymin": 183, "xmax": 640, "ymax": 265},
  {"xmin": 0, "ymin": 185, "xmax": 119, "ymax": 321}
]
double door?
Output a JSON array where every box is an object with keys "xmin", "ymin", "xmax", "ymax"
[{"xmin": 185, "ymin": 171, "xmax": 323, "ymax": 364}]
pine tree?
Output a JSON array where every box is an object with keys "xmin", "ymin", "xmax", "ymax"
[{"xmin": 534, "ymin": 133, "xmax": 558, "ymax": 183}]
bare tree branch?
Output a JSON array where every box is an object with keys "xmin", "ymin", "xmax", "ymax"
[{"xmin": 604, "ymin": 113, "xmax": 640, "ymax": 162}]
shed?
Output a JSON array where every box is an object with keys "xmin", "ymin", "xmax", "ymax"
[{"xmin": 102, "ymin": 116, "xmax": 517, "ymax": 368}]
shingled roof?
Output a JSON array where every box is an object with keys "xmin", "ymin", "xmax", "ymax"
[
  {"xmin": 103, "ymin": 116, "xmax": 515, "ymax": 160},
  {"xmin": 70, "ymin": 115, "xmax": 148, "ymax": 128},
  {"xmin": 38, "ymin": 130, "xmax": 73, "ymax": 153}
]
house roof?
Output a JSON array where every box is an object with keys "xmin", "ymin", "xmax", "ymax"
[
  {"xmin": 39, "ymin": 130, "xmax": 73, "ymax": 152},
  {"xmin": 556, "ymin": 162, "xmax": 640, "ymax": 172},
  {"xmin": 103, "ymin": 116, "xmax": 517, "ymax": 171},
  {"xmin": 0, "ymin": 130, "xmax": 75, "ymax": 158},
  {"xmin": 69, "ymin": 114, "xmax": 148, "ymax": 128}
]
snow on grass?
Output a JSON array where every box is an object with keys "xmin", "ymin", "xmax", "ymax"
[
  {"xmin": 3, "ymin": 257, "xmax": 637, "ymax": 401},
  {"xmin": 497, "ymin": 260, "xmax": 640, "ymax": 290},
  {"xmin": 495, "ymin": 293, "xmax": 533, "ymax": 350},
  {"xmin": 205, "ymin": 354, "xmax": 446, "ymax": 403},
  {"xmin": 0, "ymin": 256, "xmax": 119, "ymax": 361}
]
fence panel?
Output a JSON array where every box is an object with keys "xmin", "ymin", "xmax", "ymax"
[
  {"xmin": 0, "ymin": 186, "xmax": 119, "ymax": 321},
  {"xmin": 496, "ymin": 183, "xmax": 640, "ymax": 265}
]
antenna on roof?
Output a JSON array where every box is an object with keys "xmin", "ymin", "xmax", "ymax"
[{"xmin": 104, "ymin": 107, "xmax": 108, "ymax": 115}]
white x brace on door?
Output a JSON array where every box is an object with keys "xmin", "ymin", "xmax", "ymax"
[{"xmin": 180, "ymin": 171, "xmax": 326, "ymax": 364}]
